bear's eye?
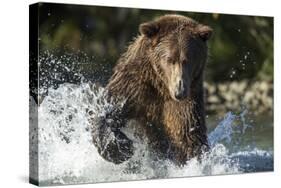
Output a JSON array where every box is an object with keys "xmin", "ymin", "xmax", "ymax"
[
  {"xmin": 167, "ymin": 56, "xmax": 174, "ymax": 64},
  {"xmin": 182, "ymin": 59, "xmax": 188, "ymax": 64},
  {"xmin": 167, "ymin": 57, "xmax": 173, "ymax": 63}
]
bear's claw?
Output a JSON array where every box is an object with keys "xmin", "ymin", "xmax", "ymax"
[
  {"xmin": 100, "ymin": 129, "xmax": 134, "ymax": 164},
  {"xmin": 90, "ymin": 115, "xmax": 134, "ymax": 164}
]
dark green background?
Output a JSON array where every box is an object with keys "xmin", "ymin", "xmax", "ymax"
[{"xmin": 38, "ymin": 3, "xmax": 273, "ymax": 83}]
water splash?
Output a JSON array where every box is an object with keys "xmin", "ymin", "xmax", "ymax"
[
  {"xmin": 208, "ymin": 112, "xmax": 236, "ymax": 147},
  {"xmin": 29, "ymin": 82, "xmax": 273, "ymax": 186}
]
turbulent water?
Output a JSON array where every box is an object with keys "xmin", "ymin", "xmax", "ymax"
[
  {"xmin": 30, "ymin": 82, "xmax": 273, "ymax": 186},
  {"xmin": 29, "ymin": 52, "xmax": 273, "ymax": 185}
]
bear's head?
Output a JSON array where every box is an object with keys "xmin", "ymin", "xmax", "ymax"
[{"xmin": 139, "ymin": 15, "xmax": 212, "ymax": 101}]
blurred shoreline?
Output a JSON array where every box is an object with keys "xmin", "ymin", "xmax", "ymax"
[{"xmin": 204, "ymin": 80, "xmax": 273, "ymax": 115}]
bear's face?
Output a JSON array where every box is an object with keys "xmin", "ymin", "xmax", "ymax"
[{"xmin": 139, "ymin": 15, "xmax": 212, "ymax": 101}]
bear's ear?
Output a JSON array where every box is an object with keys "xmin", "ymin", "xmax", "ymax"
[
  {"xmin": 198, "ymin": 25, "xmax": 213, "ymax": 41},
  {"xmin": 139, "ymin": 21, "xmax": 159, "ymax": 38}
]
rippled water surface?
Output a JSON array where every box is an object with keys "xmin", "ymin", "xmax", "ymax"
[
  {"xmin": 29, "ymin": 82, "xmax": 273, "ymax": 186},
  {"xmin": 29, "ymin": 53, "xmax": 273, "ymax": 185}
]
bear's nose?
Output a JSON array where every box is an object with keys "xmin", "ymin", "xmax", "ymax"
[
  {"xmin": 175, "ymin": 92, "xmax": 185, "ymax": 100},
  {"xmin": 175, "ymin": 80, "xmax": 188, "ymax": 100},
  {"xmin": 179, "ymin": 80, "xmax": 183, "ymax": 90},
  {"xmin": 175, "ymin": 90, "xmax": 189, "ymax": 100}
]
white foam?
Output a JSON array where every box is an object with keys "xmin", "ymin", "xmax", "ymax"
[{"xmin": 30, "ymin": 83, "xmax": 272, "ymax": 185}]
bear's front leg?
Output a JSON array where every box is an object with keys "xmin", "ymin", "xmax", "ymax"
[
  {"xmin": 89, "ymin": 107, "xmax": 134, "ymax": 164},
  {"xmin": 163, "ymin": 100, "xmax": 209, "ymax": 165}
]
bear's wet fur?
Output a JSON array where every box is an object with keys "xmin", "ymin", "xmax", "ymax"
[{"xmin": 91, "ymin": 14, "xmax": 212, "ymax": 165}]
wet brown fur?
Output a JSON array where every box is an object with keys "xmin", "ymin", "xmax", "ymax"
[{"xmin": 106, "ymin": 15, "xmax": 211, "ymax": 165}]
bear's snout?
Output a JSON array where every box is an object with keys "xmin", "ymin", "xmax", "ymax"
[{"xmin": 175, "ymin": 80, "xmax": 189, "ymax": 100}]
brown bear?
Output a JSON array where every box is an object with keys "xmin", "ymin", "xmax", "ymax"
[{"xmin": 90, "ymin": 14, "xmax": 212, "ymax": 165}]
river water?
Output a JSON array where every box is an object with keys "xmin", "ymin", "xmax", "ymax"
[{"xmin": 29, "ymin": 82, "xmax": 273, "ymax": 186}]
